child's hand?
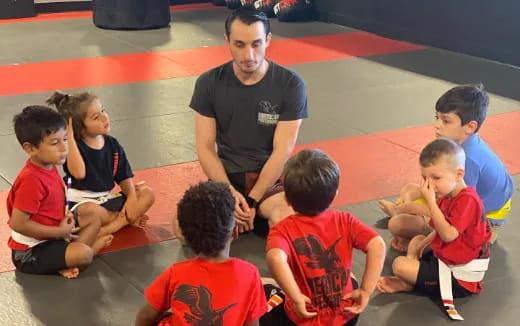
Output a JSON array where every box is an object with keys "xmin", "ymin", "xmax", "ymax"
[
  {"xmin": 292, "ymin": 294, "xmax": 317, "ymax": 319},
  {"xmin": 59, "ymin": 211, "xmax": 79, "ymax": 241},
  {"xmin": 343, "ymin": 289, "xmax": 370, "ymax": 314},
  {"xmin": 420, "ymin": 177, "xmax": 436, "ymax": 204}
]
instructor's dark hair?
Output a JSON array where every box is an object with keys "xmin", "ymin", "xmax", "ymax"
[
  {"xmin": 177, "ymin": 181, "xmax": 235, "ymax": 257},
  {"xmin": 225, "ymin": 8, "xmax": 270, "ymax": 37},
  {"xmin": 284, "ymin": 149, "xmax": 340, "ymax": 216}
]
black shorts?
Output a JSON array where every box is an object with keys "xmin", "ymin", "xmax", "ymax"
[
  {"xmin": 11, "ymin": 240, "xmax": 69, "ymax": 274},
  {"xmin": 260, "ymin": 278, "xmax": 360, "ymax": 326},
  {"xmin": 414, "ymin": 251, "xmax": 473, "ymax": 299}
]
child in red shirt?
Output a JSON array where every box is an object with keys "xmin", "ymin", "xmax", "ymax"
[
  {"xmin": 377, "ymin": 138, "xmax": 491, "ymax": 320},
  {"xmin": 135, "ymin": 181, "xmax": 267, "ymax": 326},
  {"xmin": 265, "ymin": 149, "xmax": 386, "ymax": 326},
  {"xmin": 8, "ymin": 106, "xmax": 110, "ymax": 279}
]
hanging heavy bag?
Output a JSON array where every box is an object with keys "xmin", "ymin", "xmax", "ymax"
[
  {"xmin": 240, "ymin": 0, "xmax": 256, "ymax": 9},
  {"xmin": 225, "ymin": 0, "xmax": 242, "ymax": 9},
  {"xmin": 213, "ymin": 0, "xmax": 226, "ymax": 6},
  {"xmin": 254, "ymin": 0, "xmax": 280, "ymax": 17},
  {"xmin": 274, "ymin": 0, "xmax": 315, "ymax": 22}
]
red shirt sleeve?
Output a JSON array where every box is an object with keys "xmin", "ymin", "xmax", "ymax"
[
  {"xmin": 245, "ymin": 268, "xmax": 267, "ymax": 322},
  {"xmin": 347, "ymin": 213, "xmax": 380, "ymax": 252},
  {"xmin": 266, "ymin": 224, "xmax": 291, "ymax": 255},
  {"xmin": 443, "ymin": 194, "xmax": 481, "ymax": 234},
  {"xmin": 144, "ymin": 267, "xmax": 173, "ymax": 313},
  {"xmin": 13, "ymin": 176, "xmax": 45, "ymax": 215}
]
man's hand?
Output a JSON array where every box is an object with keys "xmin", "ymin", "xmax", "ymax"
[
  {"xmin": 343, "ymin": 289, "xmax": 370, "ymax": 314},
  {"xmin": 60, "ymin": 211, "xmax": 79, "ymax": 241},
  {"xmin": 292, "ymin": 294, "xmax": 317, "ymax": 319}
]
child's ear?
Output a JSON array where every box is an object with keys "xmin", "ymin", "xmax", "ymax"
[
  {"xmin": 463, "ymin": 120, "xmax": 478, "ymax": 135},
  {"xmin": 22, "ymin": 142, "xmax": 37, "ymax": 155},
  {"xmin": 456, "ymin": 168, "xmax": 465, "ymax": 181}
]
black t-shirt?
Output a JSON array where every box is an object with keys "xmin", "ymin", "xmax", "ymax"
[
  {"xmin": 63, "ymin": 135, "xmax": 133, "ymax": 192},
  {"xmin": 190, "ymin": 61, "xmax": 308, "ymax": 173}
]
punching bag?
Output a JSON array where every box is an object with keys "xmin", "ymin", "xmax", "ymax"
[
  {"xmin": 93, "ymin": 0, "xmax": 170, "ymax": 30},
  {"xmin": 225, "ymin": 0, "xmax": 242, "ymax": 9},
  {"xmin": 240, "ymin": 0, "xmax": 256, "ymax": 9},
  {"xmin": 213, "ymin": 0, "xmax": 227, "ymax": 6},
  {"xmin": 274, "ymin": 0, "xmax": 315, "ymax": 22},
  {"xmin": 254, "ymin": 0, "xmax": 280, "ymax": 17}
]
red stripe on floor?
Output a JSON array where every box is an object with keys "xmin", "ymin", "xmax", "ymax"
[
  {"xmin": 0, "ymin": 32, "xmax": 424, "ymax": 96},
  {"xmin": 0, "ymin": 3, "xmax": 217, "ymax": 24},
  {"xmin": 2, "ymin": 111, "xmax": 517, "ymax": 272}
]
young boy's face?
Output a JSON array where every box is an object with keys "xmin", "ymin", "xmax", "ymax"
[
  {"xmin": 25, "ymin": 128, "xmax": 68, "ymax": 168},
  {"xmin": 420, "ymin": 156, "xmax": 464, "ymax": 198},
  {"xmin": 434, "ymin": 112, "xmax": 472, "ymax": 144}
]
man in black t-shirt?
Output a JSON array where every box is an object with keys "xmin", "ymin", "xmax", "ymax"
[{"xmin": 188, "ymin": 8, "xmax": 308, "ymax": 235}]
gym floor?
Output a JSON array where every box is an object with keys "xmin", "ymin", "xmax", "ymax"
[{"xmin": 0, "ymin": 4, "xmax": 519, "ymax": 325}]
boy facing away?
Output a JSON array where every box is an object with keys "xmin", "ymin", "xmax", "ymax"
[
  {"xmin": 266, "ymin": 149, "xmax": 386, "ymax": 326},
  {"xmin": 135, "ymin": 181, "xmax": 267, "ymax": 326},
  {"xmin": 377, "ymin": 138, "xmax": 491, "ymax": 320},
  {"xmin": 7, "ymin": 106, "xmax": 111, "ymax": 279},
  {"xmin": 381, "ymin": 84, "xmax": 514, "ymax": 250}
]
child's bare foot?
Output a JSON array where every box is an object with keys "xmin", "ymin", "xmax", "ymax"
[
  {"xmin": 377, "ymin": 276, "xmax": 413, "ymax": 293},
  {"xmin": 58, "ymin": 267, "xmax": 79, "ymax": 279},
  {"xmin": 130, "ymin": 215, "xmax": 150, "ymax": 229},
  {"xmin": 92, "ymin": 234, "xmax": 114, "ymax": 255},
  {"xmin": 378, "ymin": 200, "xmax": 397, "ymax": 217},
  {"xmin": 390, "ymin": 237, "xmax": 409, "ymax": 252}
]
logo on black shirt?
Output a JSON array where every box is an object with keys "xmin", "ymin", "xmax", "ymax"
[
  {"xmin": 257, "ymin": 100, "xmax": 280, "ymax": 126},
  {"xmin": 174, "ymin": 284, "xmax": 237, "ymax": 325}
]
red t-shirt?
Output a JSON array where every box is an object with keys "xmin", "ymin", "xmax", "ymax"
[
  {"xmin": 266, "ymin": 209, "xmax": 379, "ymax": 326},
  {"xmin": 7, "ymin": 159, "xmax": 65, "ymax": 250},
  {"xmin": 429, "ymin": 186, "xmax": 491, "ymax": 293},
  {"xmin": 145, "ymin": 257, "xmax": 267, "ymax": 326}
]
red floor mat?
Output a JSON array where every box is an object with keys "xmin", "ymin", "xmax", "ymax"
[
  {"xmin": 0, "ymin": 32, "xmax": 424, "ymax": 96},
  {"xmin": 1, "ymin": 111, "xmax": 518, "ymax": 272}
]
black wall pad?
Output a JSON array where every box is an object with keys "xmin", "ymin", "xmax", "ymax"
[
  {"xmin": 0, "ymin": 0, "xmax": 36, "ymax": 19},
  {"xmin": 315, "ymin": 0, "xmax": 520, "ymax": 67}
]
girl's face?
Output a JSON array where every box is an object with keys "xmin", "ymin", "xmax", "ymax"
[{"xmin": 82, "ymin": 98, "xmax": 110, "ymax": 136}]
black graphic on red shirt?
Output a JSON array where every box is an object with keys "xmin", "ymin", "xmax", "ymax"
[
  {"xmin": 174, "ymin": 284, "xmax": 237, "ymax": 325},
  {"xmin": 293, "ymin": 235, "xmax": 348, "ymax": 309},
  {"xmin": 294, "ymin": 235, "xmax": 342, "ymax": 273}
]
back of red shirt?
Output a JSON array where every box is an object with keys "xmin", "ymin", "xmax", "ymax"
[
  {"xmin": 7, "ymin": 159, "xmax": 65, "ymax": 250},
  {"xmin": 145, "ymin": 257, "xmax": 267, "ymax": 326},
  {"xmin": 266, "ymin": 209, "xmax": 379, "ymax": 326}
]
